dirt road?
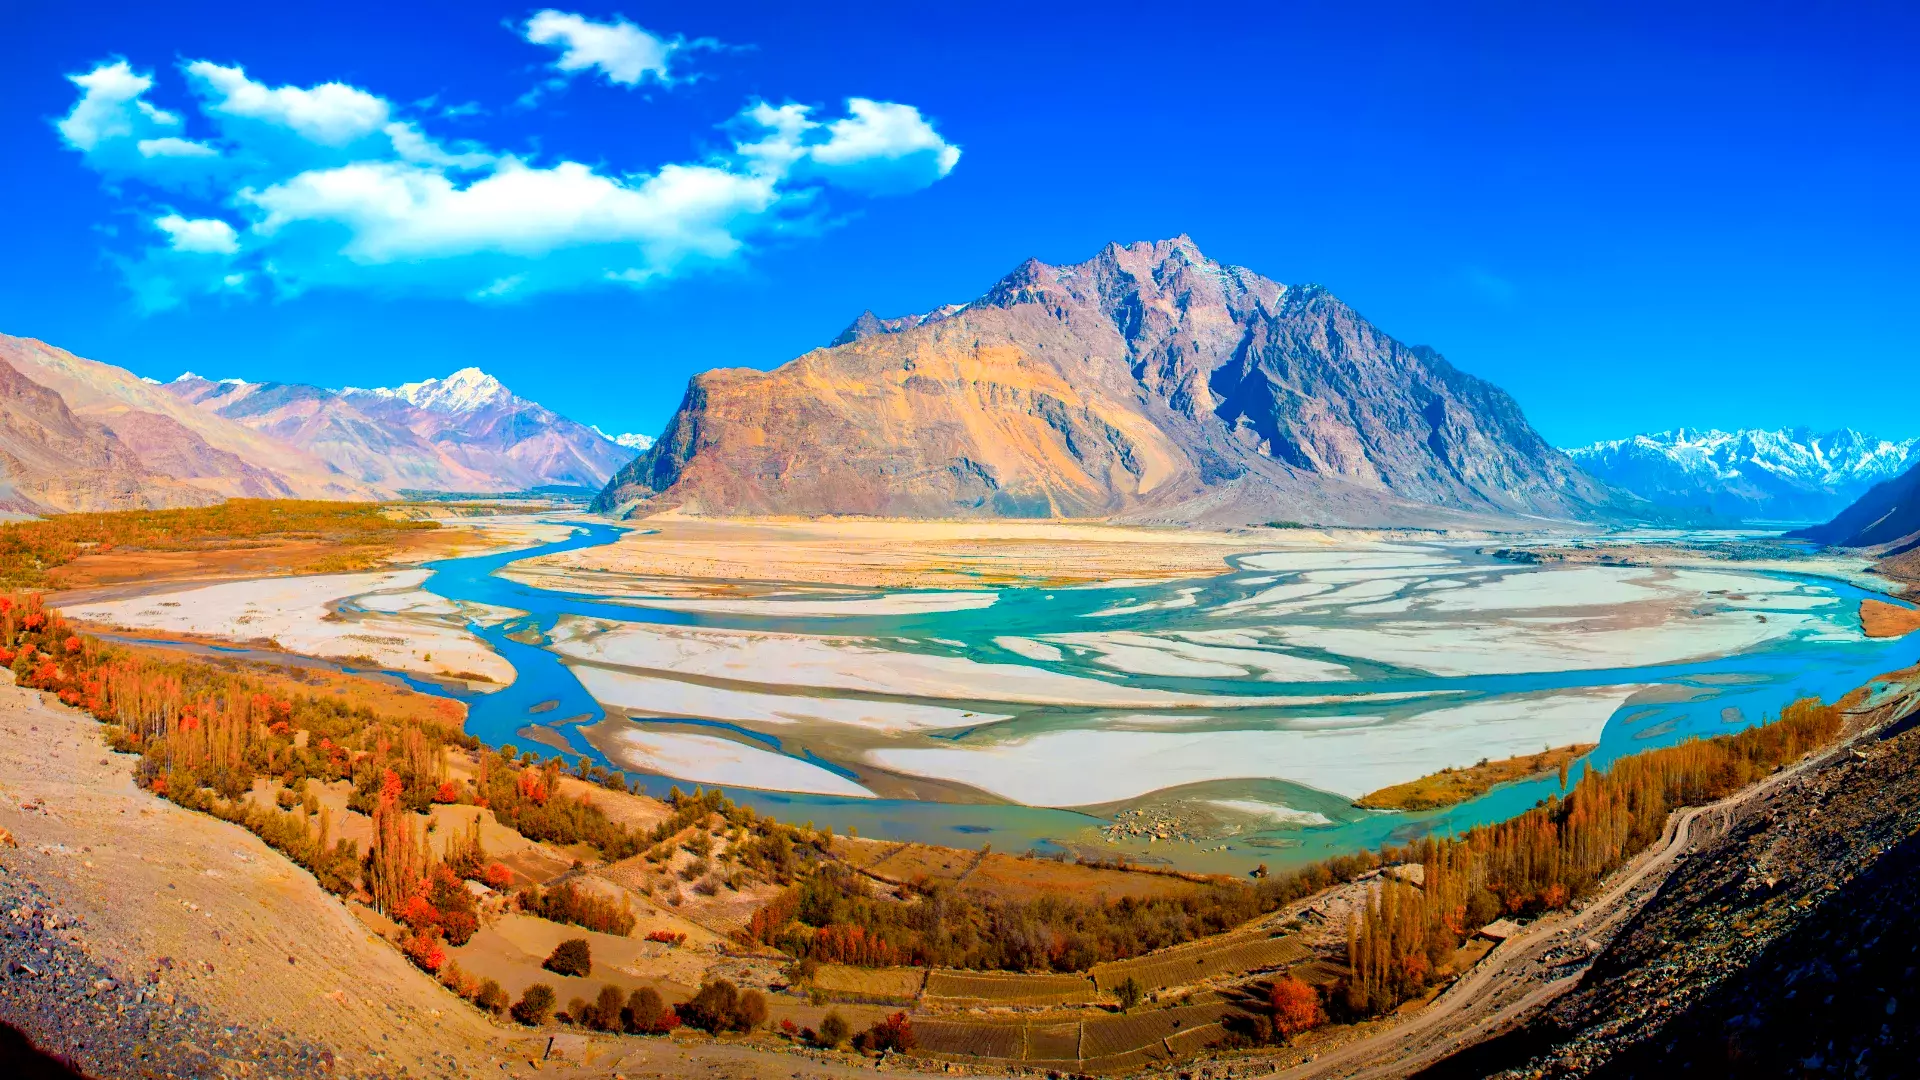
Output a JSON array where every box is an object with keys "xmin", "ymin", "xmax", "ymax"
[{"xmin": 1260, "ymin": 738, "xmax": 1838, "ymax": 1080}]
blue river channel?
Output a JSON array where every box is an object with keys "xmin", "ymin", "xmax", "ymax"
[{"xmin": 298, "ymin": 518, "xmax": 1920, "ymax": 875}]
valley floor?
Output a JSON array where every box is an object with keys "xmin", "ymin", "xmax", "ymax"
[{"xmin": 502, "ymin": 514, "xmax": 1314, "ymax": 594}]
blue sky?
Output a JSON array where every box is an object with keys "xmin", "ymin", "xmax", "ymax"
[{"xmin": 2, "ymin": 1, "xmax": 1915, "ymax": 446}]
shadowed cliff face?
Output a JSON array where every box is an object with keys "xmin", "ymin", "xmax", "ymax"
[{"xmin": 596, "ymin": 237, "xmax": 1625, "ymax": 525}]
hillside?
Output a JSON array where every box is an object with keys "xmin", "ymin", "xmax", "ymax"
[
  {"xmin": 170, "ymin": 368, "xmax": 638, "ymax": 492},
  {"xmin": 1565, "ymin": 427, "xmax": 1919, "ymax": 522},
  {"xmin": 595, "ymin": 237, "xmax": 1632, "ymax": 527},
  {"xmin": 0, "ymin": 356, "xmax": 220, "ymax": 513},
  {"xmin": 1417, "ymin": 675, "xmax": 1920, "ymax": 1079},
  {"xmin": 1792, "ymin": 457, "xmax": 1920, "ymax": 549},
  {"xmin": 0, "ymin": 333, "xmax": 374, "ymax": 502}
]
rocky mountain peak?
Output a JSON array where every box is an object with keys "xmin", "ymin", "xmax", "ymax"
[{"xmin": 598, "ymin": 238, "xmax": 1630, "ymax": 526}]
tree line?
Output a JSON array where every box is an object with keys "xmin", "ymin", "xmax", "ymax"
[
  {"xmin": 1342, "ymin": 697, "xmax": 1841, "ymax": 1015},
  {"xmin": 0, "ymin": 500, "xmax": 437, "ymax": 588}
]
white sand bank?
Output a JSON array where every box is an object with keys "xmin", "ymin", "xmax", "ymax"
[
  {"xmin": 867, "ymin": 687, "xmax": 1641, "ymax": 805},
  {"xmin": 598, "ymin": 726, "xmax": 874, "ymax": 798},
  {"xmin": 570, "ymin": 664, "xmax": 1009, "ymax": 732},
  {"xmin": 548, "ymin": 618, "xmax": 1352, "ymax": 708},
  {"xmin": 59, "ymin": 571, "xmax": 515, "ymax": 686}
]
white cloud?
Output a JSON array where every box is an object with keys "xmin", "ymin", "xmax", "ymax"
[
  {"xmin": 57, "ymin": 61, "xmax": 174, "ymax": 150},
  {"xmin": 523, "ymin": 10, "xmax": 698, "ymax": 87},
  {"xmin": 245, "ymin": 158, "xmax": 778, "ymax": 267},
  {"xmin": 736, "ymin": 98, "xmax": 961, "ymax": 195},
  {"xmin": 154, "ymin": 214, "xmax": 240, "ymax": 254},
  {"xmin": 184, "ymin": 61, "xmax": 390, "ymax": 146},
  {"xmin": 137, "ymin": 136, "xmax": 219, "ymax": 158},
  {"xmin": 56, "ymin": 44, "xmax": 960, "ymax": 309}
]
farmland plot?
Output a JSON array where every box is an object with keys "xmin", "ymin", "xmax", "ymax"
[
  {"xmin": 924, "ymin": 969, "xmax": 1097, "ymax": 1006},
  {"xmin": 1090, "ymin": 932, "xmax": 1308, "ymax": 992}
]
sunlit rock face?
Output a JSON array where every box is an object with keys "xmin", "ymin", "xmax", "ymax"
[{"xmin": 595, "ymin": 237, "xmax": 1627, "ymax": 526}]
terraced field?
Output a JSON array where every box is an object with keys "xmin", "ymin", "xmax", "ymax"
[
  {"xmin": 1090, "ymin": 932, "xmax": 1310, "ymax": 992},
  {"xmin": 923, "ymin": 969, "xmax": 1097, "ymax": 1006},
  {"xmin": 914, "ymin": 1000, "xmax": 1244, "ymax": 1074},
  {"xmin": 811, "ymin": 963, "xmax": 926, "ymax": 1002}
]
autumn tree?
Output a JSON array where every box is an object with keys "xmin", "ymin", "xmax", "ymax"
[{"xmin": 1270, "ymin": 975, "xmax": 1325, "ymax": 1040}]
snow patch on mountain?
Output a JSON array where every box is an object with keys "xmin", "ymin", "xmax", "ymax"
[
  {"xmin": 342, "ymin": 367, "xmax": 513, "ymax": 414},
  {"xmin": 591, "ymin": 426, "xmax": 654, "ymax": 451},
  {"xmin": 1566, "ymin": 428, "xmax": 1920, "ymax": 522}
]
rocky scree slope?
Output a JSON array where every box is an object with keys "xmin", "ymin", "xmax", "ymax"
[
  {"xmin": 595, "ymin": 237, "xmax": 1632, "ymax": 526},
  {"xmin": 1420, "ymin": 684, "xmax": 1920, "ymax": 1079},
  {"xmin": 1565, "ymin": 427, "xmax": 1920, "ymax": 523}
]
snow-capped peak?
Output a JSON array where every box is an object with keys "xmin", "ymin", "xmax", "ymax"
[
  {"xmin": 591, "ymin": 425, "xmax": 655, "ymax": 451},
  {"xmin": 343, "ymin": 367, "xmax": 515, "ymax": 414},
  {"xmin": 1565, "ymin": 426, "xmax": 1920, "ymax": 522}
]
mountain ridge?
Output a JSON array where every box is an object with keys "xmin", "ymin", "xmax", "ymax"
[
  {"xmin": 0, "ymin": 333, "xmax": 377, "ymax": 504},
  {"xmin": 596, "ymin": 236, "xmax": 1635, "ymax": 526},
  {"xmin": 1566, "ymin": 427, "xmax": 1920, "ymax": 522},
  {"xmin": 170, "ymin": 369, "xmax": 638, "ymax": 493}
]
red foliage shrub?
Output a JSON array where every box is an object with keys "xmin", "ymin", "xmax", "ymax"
[
  {"xmin": 402, "ymin": 928, "xmax": 446, "ymax": 974},
  {"xmin": 482, "ymin": 862, "xmax": 514, "ymax": 890},
  {"xmin": 1269, "ymin": 975, "xmax": 1325, "ymax": 1039}
]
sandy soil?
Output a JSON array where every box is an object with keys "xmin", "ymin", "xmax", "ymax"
[
  {"xmin": 0, "ymin": 675, "xmax": 948, "ymax": 1080},
  {"xmin": 1859, "ymin": 597, "xmax": 1920, "ymax": 638},
  {"xmin": 504, "ymin": 515, "xmax": 1316, "ymax": 594}
]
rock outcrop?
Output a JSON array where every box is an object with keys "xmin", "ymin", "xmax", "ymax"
[{"xmin": 596, "ymin": 237, "xmax": 1630, "ymax": 526}]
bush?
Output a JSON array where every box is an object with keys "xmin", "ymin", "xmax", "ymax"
[
  {"xmin": 544, "ymin": 938, "xmax": 592, "ymax": 978},
  {"xmin": 625, "ymin": 986, "xmax": 677, "ymax": 1034},
  {"xmin": 857, "ymin": 1012, "xmax": 915, "ymax": 1053},
  {"xmin": 1269, "ymin": 975, "xmax": 1325, "ymax": 1040},
  {"xmin": 675, "ymin": 978, "xmax": 765, "ymax": 1033},
  {"xmin": 816, "ymin": 1010, "xmax": 850, "ymax": 1048},
  {"xmin": 442, "ymin": 909, "xmax": 478, "ymax": 947},
  {"xmin": 585, "ymin": 984, "xmax": 624, "ymax": 1031},
  {"xmin": 511, "ymin": 983, "xmax": 556, "ymax": 1025},
  {"xmin": 475, "ymin": 979, "xmax": 508, "ymax": 1015},
  {"xmin": 1115, "ymin": 975, "xmax": 1143, "ymax": 1012},
  {"xmin": 566, "ymin": 997, "xmax": 590, "ymax": 1025},
  {"xmin": 736, "ymin": 989, "xmax": 768, "ymax": 1030},
  {"xmin": 521, "ymin": 882, "xmax": 636, "ymax": 936}
]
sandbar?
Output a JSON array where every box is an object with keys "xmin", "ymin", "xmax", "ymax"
[{"xmin": 866, "ymin": 687, "xmax": 1643, "ymax": 805}]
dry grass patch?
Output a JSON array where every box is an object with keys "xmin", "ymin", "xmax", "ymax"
[
  {"xmin": 1355, "ymin": 743, "xmax": 1595, "ymax": 811},
  {"xmin": 810, "ymin": 963, "xmax": 927, "ymax": 1002},
  {"xmin": 1861, "ymin": 598, "xmax": 1920, "ymax": 639}
]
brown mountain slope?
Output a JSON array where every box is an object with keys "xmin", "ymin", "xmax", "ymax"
[
  {"xmin": 0, "ymin": 357, "xmax": 220, "ymax": 513},
  {"xmin": 168, "ymin": 376, "xmax": 500, "ymax": 491},
  {"xmin": 596, "ymin": 237, "xmax": 1634, "ymax": 526},
  {"xmin": 0, "ymin": 334, "xmax": 381, "ymax": 502}
]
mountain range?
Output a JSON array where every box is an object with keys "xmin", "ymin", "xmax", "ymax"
[
  {"xmin": 0, "ymin": 332, "xmax": 641, "ymax": 511},
  {"xmin": 595, "ymin": 237, "xmax": 1634, "ymax": 527},
  {"xmin": 1565, "ymin": 428, "xmax": 1920, "ymax": 523},
  {"xmin": 168, "ymin": 368, "xmax": 636, "ymax": 493}
]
